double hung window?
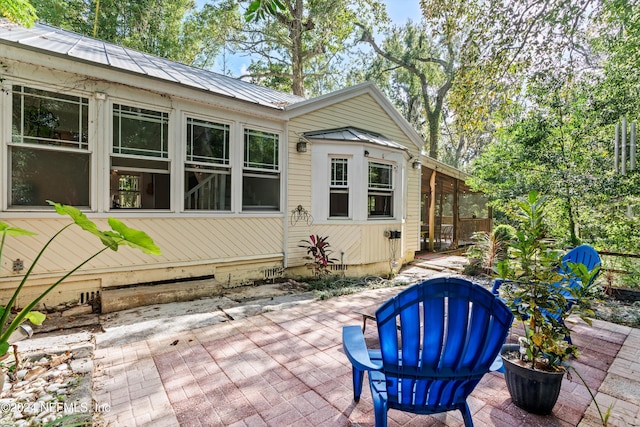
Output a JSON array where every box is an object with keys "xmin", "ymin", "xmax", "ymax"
[
  {"xmin": 184, "ymin": 118, "xmax": 231, "ymax": 210},
  {"xmin": 329, "ymin": 158, "xmax": 349, "ymax": 217},
  {"xmin": 242, "ymin": 129, "xmax": 280, "ymax": 211},
  {"xmin": 10, "ymin": 85, "xmax": 90, "ymax": 207},
  {"xmin": 111, "ymin": 104, "xmax": 170, "ymax": 209},
  {"xmin": 368, "ymin": 162, "xmax": 394, "ymax": 218}
]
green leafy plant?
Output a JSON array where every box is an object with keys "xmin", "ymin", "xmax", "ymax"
[
  {"xmin": 496, "ymin": 191, "xmax": 600, "ymax": 372},
  {"xmin": 567, "ymin": 365, "xmax": 614, "ymax": 426},
  {"xmin": 465, "ymin": 224, "xmax": 515, "ymax": 276},
  {"xmin": 299, "ymin": 234, "xmax": 338, "ymax": 277},
  {"xmin": 619, "ymin": 258, "xmax": 640, "ymax": 289},
  {"xmin": 0, "ymin": 201, "xmax": 161, "ymax": 357}
]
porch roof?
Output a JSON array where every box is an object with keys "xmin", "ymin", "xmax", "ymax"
[{"xmin": 302, "ymin": 127, "xmax": 409, "ymax": 152}]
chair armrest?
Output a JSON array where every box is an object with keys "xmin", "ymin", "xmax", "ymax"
[
  {"xmin": 489, "ymin": 354, "xmax": 505, "ymax": 373},
  {"xmin": 342, "ymin": 325, "xmax": 382, "ymax": 372}
]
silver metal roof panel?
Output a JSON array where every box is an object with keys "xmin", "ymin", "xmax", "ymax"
[
  {"xmin": 303, "ymin": 127, "xmax": 408, "ymax": 151},
  {"xmin": 0, "ymin": 19, "xmax": 305, "ymax": 109}
]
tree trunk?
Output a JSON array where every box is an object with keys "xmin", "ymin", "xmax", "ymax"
[{"xmin": 290, "ymin": 0, "xmax": 305, "ymax": 97}]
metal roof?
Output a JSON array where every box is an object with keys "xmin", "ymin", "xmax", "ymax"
[
  {"xmin": 302, "ymin": 127, "xmax": 409, "ymax": 151},
  {"xmin": 0, "ymin": 19, "xmax": 305, "ymax": 110}
]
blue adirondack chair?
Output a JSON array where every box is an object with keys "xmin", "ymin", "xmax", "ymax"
[
  {"xmin": 342, "ymin": 277, "xmax": 513, "ymax": 427},
  {"xmin": 555, "ymin": 244, "xmax": 602, "ymax": 296},
  {"xmin": 492, "ymin": 244, "xmax": 601, "ymax": 298}
]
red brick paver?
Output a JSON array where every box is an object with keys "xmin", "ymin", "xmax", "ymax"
[{"xmin": 93, "ymin": 287, "xmax": 636, "ymax": 426}]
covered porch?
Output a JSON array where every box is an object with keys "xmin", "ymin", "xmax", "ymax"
[{"xmin": 420, "ymin": 159, "xmax": 492, "ymax": 252}]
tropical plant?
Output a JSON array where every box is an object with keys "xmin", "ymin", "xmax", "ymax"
[
  {"xmin": 299, "ymin": 234, "xmax": 338, "ymax": 277},
  {"xmin": 0, "ymin": 201, "xmax": 160, "ymax": 357},
  {"xmin": 495, "ymin": 191, "xmax": 601, "ymax": 372},
  {"xmin": 465, "ymin": 224, "xmax": 515, "ymax": 276}
]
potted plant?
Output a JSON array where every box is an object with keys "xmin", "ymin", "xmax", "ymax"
[
  {"xmin": 0, "ymin": 201, "xmax": 160, "ymax": 372},
  {"xmin": 494, "ymin": 191, "xmax": 601, "ymax": 414}
]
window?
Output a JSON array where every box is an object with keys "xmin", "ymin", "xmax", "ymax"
[
  {"xmin": 242, "ymin": 129, "xmax": 280, "ymax": 210},
  {"xmin": 329, "ymin": 158, "xmax": 349, "ymax": 217},
  {"xmin": 10, "ymin": 86, "xmax": 90, "ymax": 207},
  {"xmin": 368, "ymin": 162, "xmax": 393, "ymax": 218},
  {"xmin": 184, "ymin": 118, "xmax": 231, "ymax": 210},
  {"xmin": 111, "ymin": 104, "xmax": 170, "ymax": 209}
]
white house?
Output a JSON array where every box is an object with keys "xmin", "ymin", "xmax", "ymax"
[{"xmin": 0, "ymin": 19, "xmax": 482, "ymax": 313}]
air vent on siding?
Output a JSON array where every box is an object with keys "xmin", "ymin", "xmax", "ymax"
[
  {"xmin": 330, "ymin": 264, "xmax": 348, "ymax": 272},
  {"xmin": 80, "ymin": 290, "xmax": 99, "ymax": 305},
  {"xmin": 263, "ymin": 266, "xmax": 284, "ymax": 281}
]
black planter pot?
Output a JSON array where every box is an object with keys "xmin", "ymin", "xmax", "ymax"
[{"xmin": 500, "ymin": 344, "xmax": 565, "ymax": 415}]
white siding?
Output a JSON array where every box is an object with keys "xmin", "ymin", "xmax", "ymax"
[
  {"xmin": 0, "ymin": 47, "xmax": 422, "ymax": 309},
  {"xmin": 287, "ymin": 93, "xmax": 421, "ymax": 269}
]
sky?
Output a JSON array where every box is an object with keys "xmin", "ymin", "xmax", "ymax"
[
  {"xmin": 384, "ymin": 0, "xmax": 422, "ymax": 26},
  {"xmin": 198, "ymin": 0, "xmax": 423, "ymax": 75}
]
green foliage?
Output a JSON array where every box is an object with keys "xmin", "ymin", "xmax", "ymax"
[
  {"xmin": 244, "ymin": 0, "xmax": 285, "ymax": 22},
  {"xmin": 360, "ymin": 0, "xmax": 597, "ymax": 164},
  {"xmin": 236, "ymin": 0, "xmax": 389, "ymax": 96},
  {"xmin": 470, "ymin": 67, "xmax": 628, "ymax": 248},
  {"xmin": 470, "ymin": 0, "xmax": 640, "ymax": 254},
  {"xmin": 465, "ymin": 224, "xmax": 514, "ymax": 276},
  {"xmin": 30, "ymin": 0, "xmax": 237, "ymax": 68},
  {"xmin": 0, "ymin": 0, "xmax": 37, "ymax": 26},
  {"xmin": 493, "ymin": 224, "xmax": 516, "ymax": 241},
  {"xmin": 42, "ymin": 413, "xmax": 90, "ymax": 427},
  {"xmin": 0, "ymin": 201, "xmax": 160, "ymax": 357},
  {"xmin": 305, "ymin": 275, "xmax": 397, "ymax": 299},
  {"xmin": 496, "ymin": 191, "xmax": 600, "ymax": 372},
  {"xmin": 618, "ymin": 258, "xmax": 640, "ymax": 289}
]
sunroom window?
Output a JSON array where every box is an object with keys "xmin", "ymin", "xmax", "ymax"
[
  {"xmin": 242, "ymin": 129, "xmax": 280, "ymax": 211},
  {"xmin": 10, "ymin": 86, "xmax": 90, "ymax": 207},
  {"xmin": 111, "ymin": 104, "xmax": 170, "ymax": 209},
  {"xmin": 184, "ymin": 117, "xmax": 231, "ymax": 210},
  {"xmin": 329, "ymin": 158, "xmax": 349, "ymax": 217},
  {"xmin": 368, "ymin": 162, "xmax": 394, "ymax": 218}
]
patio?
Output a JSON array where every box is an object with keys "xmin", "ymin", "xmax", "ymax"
[{"xmin": 89, "ymin": 274, "xmax": 640, "ymax": 427}]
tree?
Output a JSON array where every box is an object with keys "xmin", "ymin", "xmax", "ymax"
[
  {"xmin": 469, "ymin": 0, "xmax": 640, "ymax": 253},
  {"xmin": 358, "ymin": 20, "xmax": 453, "ymax": 159},
  {"xmin": 468, "ymin": 63, "xmax": 640, "ymax": 250},
  {"xmin": 240, "ymin": 0, "xmax": 389, "ymax": 97},
  {"xmin": 358, "ymin": 0, "xmax": 598, "ymax": 162},
  {"xmin": 31, "ymin": 0, "xmax": 238, "ymax": 67},
  {"xmin": 0, "ymin": 0, "xmax": 37, "ymax": 26}
]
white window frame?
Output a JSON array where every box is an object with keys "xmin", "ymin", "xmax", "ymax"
[
  {"xmin": 184, "ymin": 115, "xmax": 233, "ymax": 211},
  {"xmin": 311, "ymin": 142, "xmax": 404, "ymax": 222},
  {"xmin": 367, "ymin": 161, "xmax": 395, "ymax": 219},
  {"xmin": 329, "ymin": 156, "xmax": 351, "ymax": 218},
  {"xmin": 7, "ymin": 84, "xmax": 93, "ymax": 209},
  {"xmin": 109, "ymin": 100, "xmax": 172, "ymax": 211},
  {"xmin": 241, "ymin": 127, "xmax": 282, "ymax": 212}
]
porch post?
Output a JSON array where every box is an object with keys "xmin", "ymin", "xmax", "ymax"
[
  {"xmin": 429, "ymin": 170, "xmax": 436, "ymax": 251},
  {"xmin": 452, "ymin": 179, "xmax": 459, "ymax": 248}
]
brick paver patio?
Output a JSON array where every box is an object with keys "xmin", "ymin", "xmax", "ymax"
[{"xmin": 92, "ymin": 286, "xmax": 640, "ymax": 426}]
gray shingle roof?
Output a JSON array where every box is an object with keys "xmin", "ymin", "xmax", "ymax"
[
  {"xmin": 302, "ymin": 127, "xmax": 408, "ymax": 151},
  {"xmin": 0, "ymin": 19, "xmax": 305, "ymax": 110}
]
